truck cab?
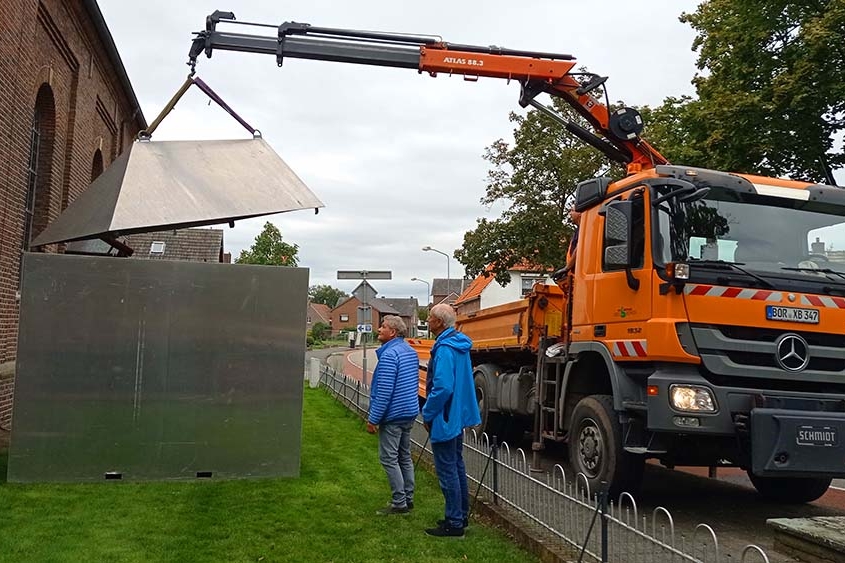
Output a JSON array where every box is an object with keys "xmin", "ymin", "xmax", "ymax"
[{"xmin": 547, "ymin": 164, "xmax": 845, "ymax": 500}]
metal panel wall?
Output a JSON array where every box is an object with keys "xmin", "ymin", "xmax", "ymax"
[{"xmin": 9, "ymin": 254, "xmax": 307, "ymax": 482}]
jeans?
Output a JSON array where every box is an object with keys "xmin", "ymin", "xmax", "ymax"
[
  {"xmin": 432, "ymin": 434, "xmax": 468, "ymax": 528},
  {"xmin": 378, "ymin": 419, "xmax": 415, "ymax": 507}
]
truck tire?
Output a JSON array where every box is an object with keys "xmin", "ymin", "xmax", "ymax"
[
  {"xmin": 474, "ymin": 372, "xmax": 492, "ymax": 433},
  {"xmin": 747, "ymin": 472, "xmax": 831, "ymax": 503},
  {"xmin": 568, "ymin": 395, "xmax": 644, "ymax": 497}
]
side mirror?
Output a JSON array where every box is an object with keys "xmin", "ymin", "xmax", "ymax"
[{"xmin": 604, "ymin": 200, "xmax": 634, "ymax": 268}]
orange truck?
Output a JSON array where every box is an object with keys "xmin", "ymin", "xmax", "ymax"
[{"xmin": 190, "ymin": 12, "xmax": 845, "ymax": 501}]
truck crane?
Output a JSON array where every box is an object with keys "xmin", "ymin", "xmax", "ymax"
[
  {"xmin": 189, "ymin": 12, "xmax": 845, "ymax": 502},
  {"xmin": 188, "ymin": 11, "xmax": 667, "ymax": 174}
]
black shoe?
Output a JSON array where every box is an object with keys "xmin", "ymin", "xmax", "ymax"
[
  {"xmin": 425, "ymin": 523, "xmax": 464, "ymax": 538},
  {"xmin": 437, "ymin": 517, "xmax": 469, "ymax": 529},
  {"xmin": 376, "ymin": 504, "xmax": 410, "ymax": 515},
  {"xmin": 406, "ymin": 500, "xmax": 414, "ymax": 510}
]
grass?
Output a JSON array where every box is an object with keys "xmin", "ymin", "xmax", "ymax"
[{"xmin": 0, "ymin": 389, "xmax": 538, "ymax": 563}]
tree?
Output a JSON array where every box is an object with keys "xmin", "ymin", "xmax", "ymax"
[
  {"xmin": 637, "ymin": 96, "xmax": 710, "ymax": 168},
  {"xmin": 455, "ymin": 97, "xmax": 625, "ymax": 284},
  {"xmin": 235, "ymin": 222, "xmax": 299, "ymax": 266},
  {"xmin": 311, "ymin": 322, "xmax": 330, "ymax": 342},
  {"xmin": 417, "ymin": 306, "xmax": 429, "ymax": 323},
  {"xmin": 679, "ymin": 0, "xmax": 845, "ymax": 182},
  {"xmin": 308, "ymin": 284, "xmax": 348, "ymax": 307}
]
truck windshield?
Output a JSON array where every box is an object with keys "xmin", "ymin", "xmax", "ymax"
[{"xmin": 652, "ymin": 184, "xmax": 845, "ymax": 280}]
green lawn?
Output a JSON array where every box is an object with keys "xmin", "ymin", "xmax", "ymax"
[{"xmin": 0, "ymin": 388, "xmax": 537, "ymax": 563}]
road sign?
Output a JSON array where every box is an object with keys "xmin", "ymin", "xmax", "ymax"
[
  {"xmin": 357, "ymin": 324, "xmax": 372, "ymax": 333},
  {"xmin": 356, "ymin": 305, "xmax": 372, "ymax": 324},
  {"xmin": 337, "ymin": 270, "xmax": 392, "ymax": 280},
  {"xmin": 353, "ymin": 283, "xmax": 377, "ymax": 304}
]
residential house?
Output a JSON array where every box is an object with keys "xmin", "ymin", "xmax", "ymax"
[
  {"xmin": 307, "ymin": 302, "xmax": 332, "ymax": 331},
  {"xmin": 0, "ymin": 0, "xmax": 146, "ymax": 427},
  {"xmin": 454, "ymin": 262, "xmax": 552, "ymax": 316},
  {"xmin": 122, "ymin": 229, "xmax": 229, "ymax": 262},
  {"xmin": 431, "ymin": 278, "xmax": 471, "ymax": 306},
  {"xmin": 371, "ymin": 296, "xmax": 419, "ymax": 336},
  {"xmin": 330, "ymin": 281, "xmax": 418, "ymax": 337}
]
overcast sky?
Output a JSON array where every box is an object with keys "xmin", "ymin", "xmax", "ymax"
[{"xmin": 98, "ymin": 0, "xmax": 705, "ymax": 302}]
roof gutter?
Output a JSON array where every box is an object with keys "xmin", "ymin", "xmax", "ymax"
[{"xmin": 81, "ymin": 0, "xmax": 147, "ymax": 129}]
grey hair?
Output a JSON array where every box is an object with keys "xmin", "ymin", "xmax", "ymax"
[
  {"xmin": 429, "ymin": 303, "xmax": 456, "ymax": 328},
  {"xmin": 381, "ymin": 315, "xmax": 407, "ymax": 337}
]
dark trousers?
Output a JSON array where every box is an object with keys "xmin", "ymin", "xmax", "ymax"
[{"xmin": 431, "ymin": 434, "xmax": 469, "ymax": 528}]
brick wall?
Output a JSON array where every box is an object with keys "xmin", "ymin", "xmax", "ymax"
[{"xmin": 0, "ymin": 0, "xmax": 144, "ymax": 426}]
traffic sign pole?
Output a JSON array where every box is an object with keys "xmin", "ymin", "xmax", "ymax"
[{"xmin": 337, "ymin": 270, "xmax": 391, "ymax": 386}]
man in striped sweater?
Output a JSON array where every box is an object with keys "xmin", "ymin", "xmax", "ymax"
[{"xmin": 366, "ymin": 315, "xmax": 421, "ymax": 515}]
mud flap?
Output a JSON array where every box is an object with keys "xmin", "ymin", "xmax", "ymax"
[{"xmin": 751, "ymin": 408, "xmax": 845, "ymax": 477}]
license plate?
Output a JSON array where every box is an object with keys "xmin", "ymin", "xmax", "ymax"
[
  {"xmin": 766, "ymin": 305, "xmax": 819, "ymax": 324},
  {"xmin": 796, "ymin": 425, "xmax": 838, "ymax": 447}
]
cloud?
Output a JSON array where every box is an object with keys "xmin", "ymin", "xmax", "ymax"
[{"xmin": 99, "ymin": 0, "xmax": 700, "ymax": 300}]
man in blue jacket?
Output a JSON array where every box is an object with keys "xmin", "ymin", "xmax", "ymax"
[
  {"xmin": 422, "ymin": 304, "xmax": 481, "ymax": 537},
  {"xmin": 367, "ymin": 315, "xmax": 420, "ymax": 515}
]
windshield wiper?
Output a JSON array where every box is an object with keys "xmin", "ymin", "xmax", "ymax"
[
  {"xmin": 782, "ymin": 267, "xmax": 845, "ymax": 283},
  {"xmin": 688, "ymin": 259, "xmax": 775, "ymax": 289}
]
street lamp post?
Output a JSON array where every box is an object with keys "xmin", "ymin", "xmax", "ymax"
[
  {"xmin": 422, "ymin": 246, "xmax": 451, "ymax": 299},
  {"xmin": 410, "ymin": 277, "xmax": 431, "ymax": 338},
  {"xmin": 410, "ymin": 277, "xmax": 430, "ymax": 303}
]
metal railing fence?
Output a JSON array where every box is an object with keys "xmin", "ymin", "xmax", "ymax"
[{"xmin": 318, "ymin": 364, "xmax": 770, "ymax": 563}]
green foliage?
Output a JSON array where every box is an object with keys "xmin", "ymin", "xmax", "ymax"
[
  {"xmin": 234, "ymin": 222, "xmax": 299, "ymax": 266},
  {"xmin": 417, "ymin": 306, "xmax": 429, "ymax": 323},
  {"xmin": 308, "ymin": 284, "xmax": 348, "ymax": 307},
  {"xmin": 678, "ymin": 0, "xmax": 845, "ymax": 181},
  {"xmin": 456, "ymin": 97, "xmax": 624, "ymax": 284},
  {"xmin": 310, "ymin": 322, "xmax": 329, "ymax": 341},
  {"xmin": 637, "ymin": 96, "xmax": 710, "ymax": 168}
]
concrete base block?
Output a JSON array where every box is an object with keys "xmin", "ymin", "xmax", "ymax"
[{"xmin": 768, "ymin": 517, "xmax": 845, "ymax": 563}]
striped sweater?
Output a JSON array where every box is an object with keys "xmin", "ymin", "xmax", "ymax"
[{"xmin": 368, "ymin": 337, "xmax": 420, "ymax": 425}]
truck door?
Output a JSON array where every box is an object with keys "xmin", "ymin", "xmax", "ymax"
[{"xmin": 587, "ymin": 190, "xmax": 652, "ymax": 349}]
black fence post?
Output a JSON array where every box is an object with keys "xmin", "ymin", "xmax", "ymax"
[
  {"xmin": 355, "ymin": 380, "xmax": 361, "ymax": 414},
  {"xmin": 599, "ymin": 481, "xmax": 608, "ymax": 563},
  {"xmin": 492, "ymin": 435, "xmax": 499, "ymax": 505}
]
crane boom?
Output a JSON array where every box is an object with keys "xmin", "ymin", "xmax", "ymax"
[{"xmin": 188, "ymin": 11, "xmax": 668, "ymax": 172}]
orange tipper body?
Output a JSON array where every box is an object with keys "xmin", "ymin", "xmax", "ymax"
[{"xmin": 190, "ymin": 12, "xmax": 845, "ymax": 499}]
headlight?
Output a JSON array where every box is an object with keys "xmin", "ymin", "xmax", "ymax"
[
  {"xmin": 666, "ymin": 262, "xmax": 690, "ymax": 280},
  {"xmin": 669, "ymin": 385, "xmax": 716, "ymax": 413}
]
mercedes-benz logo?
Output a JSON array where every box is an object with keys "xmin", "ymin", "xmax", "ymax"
[{"xmin": 775, "ymin": 333, "xmax": 810, "ymax": 372}]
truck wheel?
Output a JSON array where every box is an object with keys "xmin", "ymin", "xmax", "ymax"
[
  {"xmin": 747, "ymin": 472, "xmax": 831, "ymax": 503},
  {"xmin": 474, "ymin": 372, "xmax": 492, "ymax": 433},
  {"xmin": 568, "ymin": 395, "xmax": 644, "ymax": 497}
]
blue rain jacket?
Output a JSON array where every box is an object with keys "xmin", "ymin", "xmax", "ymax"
[{"xmin": 421, "ymin": 327, "xmax": 481, "ymax": 443}]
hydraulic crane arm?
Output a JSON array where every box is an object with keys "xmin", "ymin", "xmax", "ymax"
[{"xmin": 188, "ymin": 11, "xmax": 668, "ymax": 172}]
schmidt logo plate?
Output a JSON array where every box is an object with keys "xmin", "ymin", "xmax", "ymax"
[{"xmin": 796, "ymin": 425, "xmax": 838, "ymax": 447}]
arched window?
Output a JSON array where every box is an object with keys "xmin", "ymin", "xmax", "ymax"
[
  {"xmin": 91, "ymin": 149, "xmax": 103, "ymax": 182},
  {"xmin": 23, "ymin": 84, "xmax": 56, "ymax": 251}
]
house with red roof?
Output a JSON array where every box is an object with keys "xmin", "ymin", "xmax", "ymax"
[{"xmin": 454, "ymin": 261, "xmax": 553, "ymax": 316}]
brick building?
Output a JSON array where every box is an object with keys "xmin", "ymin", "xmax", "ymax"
[
  {"xmin": 0, "ymin": 0, "xmax": 146, "ymax": 427},
  {"xmin": 123, "ymin": 229, "xmax": 229, "ymax": 263}
]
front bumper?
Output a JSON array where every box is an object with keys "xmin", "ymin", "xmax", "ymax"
[
  {"xmin": 645, "ymin": 366, "xmax": 845, "ymax": 476},
  {"xmin": 751, "ymin": 408, "xmax": 845, "ymax": 477}
]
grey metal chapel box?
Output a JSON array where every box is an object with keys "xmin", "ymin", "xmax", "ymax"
[{"xmin": 8, "ymin": 253, "xmax": 307, "ymax": 482}]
